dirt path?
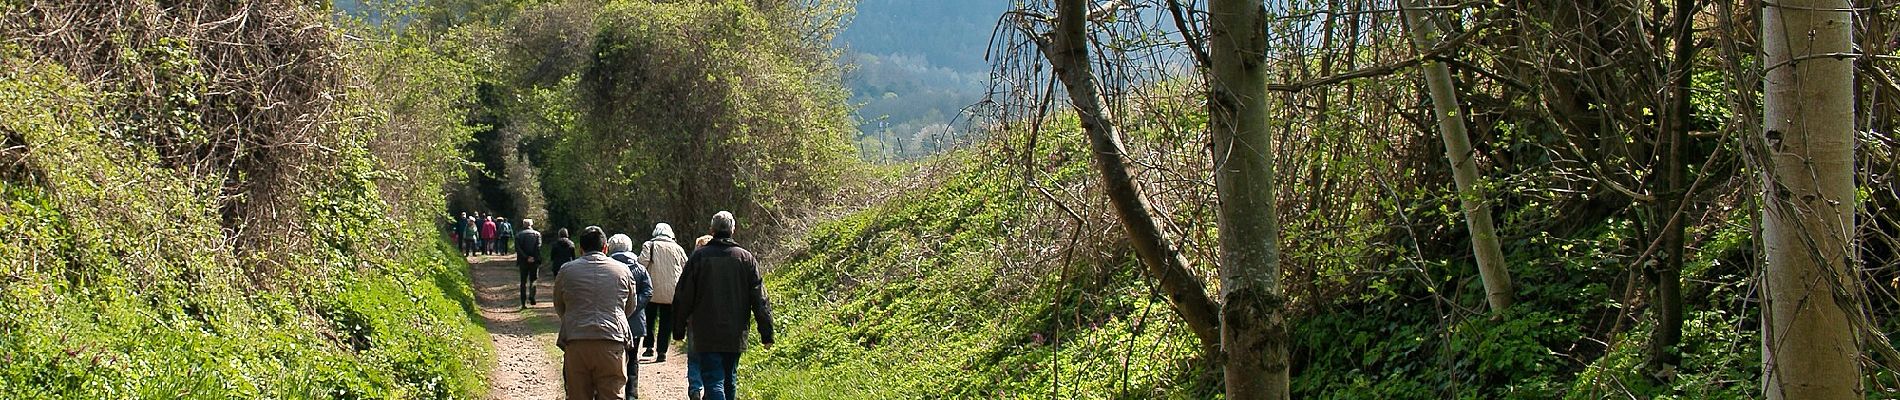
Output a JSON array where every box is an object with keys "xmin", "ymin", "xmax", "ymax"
[{"xmin": 470, "ymin": 254, "xmax": 693, "ymax": 400}]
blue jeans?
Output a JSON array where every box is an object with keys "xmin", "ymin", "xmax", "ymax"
[
  {"xmin": 693, "ymin": 352, "xmax": 741, "ymax": 400},
  {"xmin": 687, "ymin": 350, "xmax": 703, "ymax": 395}
]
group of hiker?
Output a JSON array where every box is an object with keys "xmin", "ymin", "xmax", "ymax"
[
  {"xmin": 450, "ymin": 212, "xmax": 517, "ymax": 257},
  {"xmin": 503, "ymin": 211, "xmax": 774, "ymax": 400}
]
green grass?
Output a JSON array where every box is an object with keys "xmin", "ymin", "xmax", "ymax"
[{"xmin": 746, "ymin": 148, "xmax": 1218, "ymax": 399}]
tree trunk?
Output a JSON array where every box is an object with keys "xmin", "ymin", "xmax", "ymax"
[
  {"xmin": 1400, "ymin": 0, "xmax": 1514, "ymax": 313},
  {"xmin": 1760, "ymin": 0, "xmax": 1863, "ymax": 398},
  {"xmin": 1646, "ymin": 0, "xmax": 1698, "ymax": 378},
  {"xmin": 1206, "ymin": 0, "xmax": 1288, "ymax": 398},
  {"xmin": 1028, "ymin": 0, "xmax": 1223, "ymax": 356}
]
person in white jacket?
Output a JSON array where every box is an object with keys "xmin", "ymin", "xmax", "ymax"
[{"xmin": 638, "ymin": 222, "xmax": 689, "ymax": 362}]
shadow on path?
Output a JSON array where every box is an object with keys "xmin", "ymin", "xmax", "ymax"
[
  {"xmin": 472, "ymin": 255, "xmax": 563, "ymax": 400},
  {"xmin": 470, "ymin": 254, "xmax": 695, "ymax": 399}
]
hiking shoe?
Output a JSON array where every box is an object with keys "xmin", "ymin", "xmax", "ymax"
[
  {"xmin": 654, "ymin": 354, "xmax": 665, "ymax": 363},
  {"xmin": 642, "ymin": 349, "xmax": 656, "ymax": 358}
]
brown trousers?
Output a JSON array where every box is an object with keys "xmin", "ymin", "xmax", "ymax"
[{"xmin": 563, "ymin": 339, "xmax": 629, "ymax": 400}]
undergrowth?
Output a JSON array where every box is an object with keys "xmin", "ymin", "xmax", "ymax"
[
  {"xmin": 750, "ymin": 138, "xmax": 1218, "ymax": 399},
  {"xmin": 752, "ymin": 133, "xmax": 1767, "ymax": 398},
  {"xmin": 0, "ymin": 44, "xmax": 490, "ymax": 399}
]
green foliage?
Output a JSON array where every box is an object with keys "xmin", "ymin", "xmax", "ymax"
[
  {"xmin": 339, "ymin": 21, "xmax": 491, "ymax": 227},
  {"xmin": 512, "ymin": 0, "xmax": 858, "ymax": 235},
  {"xmin": 1287, "ymin": 196, "xmax": 1766, "ymax": 398},
  {"xmin": 0, "ymin": 34, "xmax": 488, "ymax": 400},
  {"xmin": 749, "ymin": 136, "xmax": 1218, "ymax": 399},
  {"xmin": 1567, "ymin": 207, "xmax": 1760, "ymax": 399}
]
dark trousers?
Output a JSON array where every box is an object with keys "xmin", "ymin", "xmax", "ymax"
[
  {"xmin": 625, "ymin": 343, "xmax": 642, "ymax": 398},
  {"xmin": 640, "ymin": 304, "xmax": 672, "ymax": 355},
  {"xmin": 694, "ymin": 352, "xmax": 741, "ymax": 400},
  {"xmin": 518, "ymin": 263, "xmax": 539, "ymax": 307}
]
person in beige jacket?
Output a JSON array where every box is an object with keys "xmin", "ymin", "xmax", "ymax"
[
  {"xmin": 554, "ymin": 226, "xmax": 647, "ymax": 400},
  {"xmin": 637, "ymin": 222, "xmax": 688, "ymax": 361}
]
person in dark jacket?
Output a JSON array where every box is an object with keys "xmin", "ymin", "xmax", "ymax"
[
  {"xmin": 672, "ymin": 211, "xmax": 774, "ymax": 400},
  {"xmin": 515, "ymin": 219, "xmax": 544, "ymax": 308},
  {"xmin": 554, "ymin": 227, "xmax": 643, "ymax": 400},
  {"xmin": 684, "ymin": 233, "xmax": 714, "ymax": 400},
  {"xmin": 550, "ymin": 228, "xmax": 577, "ymax": 277},
  {"xmin": 497, "ymin": 218, "xmax": 514, "ymax": 255},
  {"xmin": 607, "ymin": 233, "xmax": 654, "ymax": 398}
]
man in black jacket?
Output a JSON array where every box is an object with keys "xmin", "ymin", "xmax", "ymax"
[
  {"xmin": 514, "ymin": 219, "xmax": 544, "ymax": 308},
  {"xmin": 550, "ymin": 228, "xmax": 577, "ymax": 277},
  {"xmin": 672, "ymin": 211, "xmax": 774, "ymax": 400}
]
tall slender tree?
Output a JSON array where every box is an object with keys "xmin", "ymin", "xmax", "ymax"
[
  {"xmin": 1759, "ymin": 0, "xmax": 1862, "ymax": 398},
  {"xmin": 1648, "ymin": 0, "xmax": 1700, "ymax": 377},
  {"xmin": 1023, "ymin": 0, "xmax": 1224, "ymax": 356},
  {"xmin": 1400, "ymin": 0, "xmax": 1514, "ymax": 313},
  {"xmin": 1207, "ymin": 0, "xmax": 1289, "ymax": 397}
]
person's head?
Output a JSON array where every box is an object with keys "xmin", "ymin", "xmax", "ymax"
[
  {"xmin": 522, "ymin": 218, "xmax": 535, "ymax": 229},
  {"xmin": 710, "ymin": 211, "xmax": 735, "ymax": 237},
  {"xmin": 578, "ymin": 226, "xmax": 606, "ymax": 252},
  {"xmin": 694, "ymin": 234, "xmax": 713, "ymax": 250},
  {"xmin": 556, "ymin": 228, "xmax": 570, "ymax": 238},
  {"xmin": 652, "ymin": 223, "xmax": 675, "ymax": 240},
  {"xmin": 608, "ymin": 234, "xmax": 635, "ymax": 254}
]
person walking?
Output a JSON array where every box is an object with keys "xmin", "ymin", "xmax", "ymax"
[
  {"xmin": 448, "ymin": 215, "xmax": 463, "ymax": 254},
  {"xmin": 515, "ymin": 219, "xmax": 544, "ymax": 308},
  {"xmin": 550, "ymin": 228, "xmax": 577, "ymax": 277},
  {"xmin": 474, "ymin": 214, "xmax": 487, "ymax": 255},
  {"xmin": 554, "ymin": 227, "xmax": 643, "ymax": 400},
  {"xmin": 461, "ymin": 215, "xmax": 479, "ymax": 257},
  {"xmin": 497, "ymin": 217, "xmax": 515, "ymax": 255},
  {"xmin": 673, "ymin": 212, "xmax": 775, "ymax": 400},
  {"xmin": 638, "ymin": 223, "xmax": 687, "ymax": 362},
  {"xmin": 683, "ymin": 233, "xmax": 714, "ymax": 400},
  {"xmin": 607, "ymin": 234, "xmax": 654, "ymax": 398},
  {"xmin": 480, "ymin": 216, "xmax": 499, "ymax": 255}
]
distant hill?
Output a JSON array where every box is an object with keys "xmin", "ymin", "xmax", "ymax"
[
  {"xmin": 836, "ymin": 0, "xmax": 1012, "ymax": 160},
  {"xmin": 837, "ymin": 0, "xmax": 1010, "ymax": 72}
]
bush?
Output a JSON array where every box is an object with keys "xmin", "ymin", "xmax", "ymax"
[{"xmin": 0, "ymin": 27, "xmax": 489, "ymax": 400}]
